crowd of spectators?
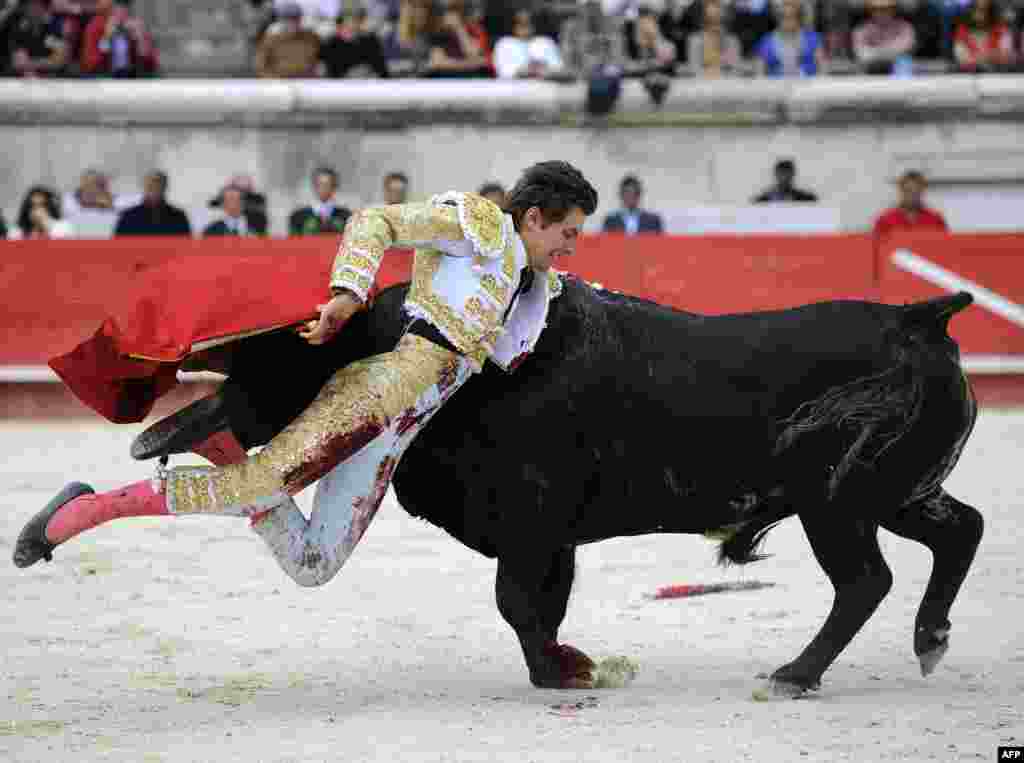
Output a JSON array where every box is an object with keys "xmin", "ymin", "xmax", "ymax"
[
  {"xmin": 1, "ymin": 0, "xmax": 157, "ymax": 77},
  {"xmin": 5, "ymin": 0, "xmax": 1024, "ymax": 80},
  {"xmin": 5, "ymin": 159, "xmax": 948, "ymax": 241}
]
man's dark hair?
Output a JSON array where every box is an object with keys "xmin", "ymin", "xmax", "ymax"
[
  {"xmin": 774, "ymin": 159, "xmax": 796, "ymax": 173},
  {"xmin": 478, "ymin": 181, "xmax": 505, "ymax": 198},
  {"xmin": 313, "ymin": 166, "xmax": 338, "ymax": 184},
  {"xmin": 620, "ymin": 174, "xmax": 643, "ymax": 193},
  {"xmin": 900, "ymin": 169, "xmax": 926, "ymax": 185},
  {"xmin": 506, "ymin": 161, "xmax": 598, "ymax": 228},
  {"xmin": 383, "ymin": 171, "xmax": 408, "ymax": 186}
]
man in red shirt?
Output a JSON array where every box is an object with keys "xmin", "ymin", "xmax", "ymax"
[
  {"xmin": 873, "ymin": 170, "xmax": 949, "ymax": 237},
  {"xmin": 80, "ymin": 0, "xmax": 157, "ymax": 77}
]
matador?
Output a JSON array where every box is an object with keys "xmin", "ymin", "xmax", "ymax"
[{"xmin": 14, "ymin": 161, "xmax": 599, "ymax": 586}]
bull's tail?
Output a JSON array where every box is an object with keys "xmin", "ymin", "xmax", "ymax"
[
  {"xmin": 740, "ymin": 292, "xmax": 976, "ymax": 547},
  {"xmin": 718, "ymin": 293, "xmax": 974, "ymax": 565}
]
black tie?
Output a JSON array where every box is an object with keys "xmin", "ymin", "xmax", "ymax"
[{"xmin": 502, "ymin": 267, "xmax": 534, "ymax": 325}]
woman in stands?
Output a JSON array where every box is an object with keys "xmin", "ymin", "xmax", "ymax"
[
  {"xmin": 952, "ymin": 0, "xmax": 1016, "ymax": 72},
  {"xmin": 755, "ymin": 0, "xmax": 827, "ymax": 77},
  {"xmin": 9, "ymin": 186, "xmax": 74, "ymax": 240}
]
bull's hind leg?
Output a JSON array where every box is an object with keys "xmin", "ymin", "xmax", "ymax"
[
  {"xmin": 496, "ymin": 547, "xmax": 595, "ymax": 689},
  {"xmin": 879, "ymin": 490, "xmax": 984, "ymax": 676},
  {"xmin": 770, "ymin": 514, "xmax": 892, "ymax": 697}
]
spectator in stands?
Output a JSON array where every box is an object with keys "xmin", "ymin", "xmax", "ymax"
[
  {"xmin": 659, "ymin": 0, "xmax": 702, "ymax": 64},
  {"xmin": 733, "ymin": 0, "xmax": 778, "ymax": 59},
  {"xmin": 289, "ymin": 167, "xmax": 351, "ymax": 235},
  {"xmin": 81, "ymin": 0, "xmax": 157, "ymax": 77},
  {"xmin": 753, "ymin": 158, "xmax": 819, "ymax": 202},
  {"xmin": 209, "ymin": 174, "xmax": 269, "ymax": 235},
  {"xmin": 382, "ymin": 171, "xmax": 409, "ymax": 204},
  {"xmin": 626, "ymin": 5, "xmax": 678, "ymax": 82},
  {"xmin": 203, "ymin": 185, "xmax": 259, "ymax": 237},
  {"xmin": 952, "ymin": 0, "xmax": 1015, "ymax": 71},
  {"xmin": 852, "ymin": 0, "xmax": 916, "ymax": 76},
  {"xmin": 384, "ymin": 0, "xmax": 436, "ymax": 73},
  {"xmin": 321, "ymin": 6, "xmax": 389, "ymax": 78},
  {"xmin": 562, "ymin": 0, "xmax": 628, "ymax": 114},
  {"xmin": 478, "ymin": 181, "xmax": 507, "ymax": 207},
  {"xmin": 755, "ymin": 0, "xmax": 825, "ymax": 76},
  {"xmin": 422, "ymin": 0, "xmax": 492, "ymax": 78},
  {"xmin": 562, "ymin": 0, "xmax": 627, "ymax": 75},
  {"xmin": 602, "ymin": 175, "xmax": 664, "ymax": 234},
  {"xmin": 62, "ymin": 169, "xmax": 117, "ymax": 215},
  {"xmin": 493, "ymin": 8, "xmax": 563, "ymax": 79},
  {"xmin": 686, "ymin": 0, "xmax": 743, "ymax": 76},
  {"xmin": 873, "ymin": 170, "xmax": 948, "ymax": 236},
  {"xmin": 621, "ymin": 6, "xmax": 677, "ymax": 105},
  {"xmin": 114, "ymin": 171, "xmax": 191, "ymax": 237},
  {"xmin": 9, "ymin": 185, "xmax": 74, "ymax": 239},
  {"xmin": 255, "ymin": 1, "xmax": 320, "ymax": 77},
  {"xmin": 8, "ymin": 0, "xmax": 69, "ymax": 77}
]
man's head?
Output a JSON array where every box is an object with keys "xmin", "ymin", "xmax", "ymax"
[
  {"xmin": 773, "ymin": 159, "xmax": 796, "ymax": 190},
  {"xmin": 898, "ymin": 170, "xmax": 927, "ymax": 210},
  {"xmin": 142, "ymin": 171, "xmax": 168, "ymax": 206},
  {"xmin": 867, "ymin": 0, "xmax": 897, "ymax": 19},
  {"xmin": 512, "ymin": 9, "xmax": 533, "ymax": 39},
  {"xmin": 312, "ymin": 167, "xmax": 338, "ymax": 203},
  {"xmin": 478, "ymin": 181, "xmax": 507, "ymax": 208},
  {"xmin": 383, "ymin": 171, "xmax": 409, "ymax": 205},
  {"xmin": 506, "ymin": 160, "xmax": 598, "ymax": 272},
  {"xmin": 619, "ymin": 175, "xmax": 643, "ymax": 211},
  {"xmin": 222, "ymin": 186, "xmax": 245, "ymax": 218}
]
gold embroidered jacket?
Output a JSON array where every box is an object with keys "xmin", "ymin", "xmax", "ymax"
[{"xmin": 330, "ymin": 191, "xmax": 562, "ymax": 371}]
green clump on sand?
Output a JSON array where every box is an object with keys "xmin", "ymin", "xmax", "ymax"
[{"xmin": 593, "ymin": 656, "xmax": 639, "ymax": 689}]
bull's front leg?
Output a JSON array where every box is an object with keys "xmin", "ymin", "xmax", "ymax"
[{"xmin": 495, "ymin": 549, "xmax": 595, "ymax": 689}]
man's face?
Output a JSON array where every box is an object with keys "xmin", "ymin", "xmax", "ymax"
[
  {"xmin": 314, "ymin": 173, "xmax": 336, "ymax": 203},
  {"xmin": 775, "ymin": 166, "xmax": 795, "ymax": 189},
  {"xmin": 899, "ymin": 178, "xmax": 925, "ymax": 209},
  {"xmin": 223, "ymin": 188, "xmax": 244, "ymax": 218},
  {"xmin": 143, "ymin": 174, "xmax": 165, "ymax": 204},
  {"xmin": 520, "ymin": 206, "xmax": 586, "ymax": 272},
  {"xmin": 620, "ymin": 184, "xmax": 641, "ymax": 210},
  {"xmin": 383, "ymin": 178, "xmax": 408, "ymax": 205},
  {"xmin": 869, "ymin": 0, "xmax": 897, "ymax": 19}
]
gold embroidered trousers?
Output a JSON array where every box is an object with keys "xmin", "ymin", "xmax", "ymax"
[{"xmin": 163, "ymin": 333, "xmax": 473, "ymax": 585}]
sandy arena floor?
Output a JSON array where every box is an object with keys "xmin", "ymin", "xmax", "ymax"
[{"xmin": 1, "ymin": 411, "xmax": 1022, "ymax": 762}]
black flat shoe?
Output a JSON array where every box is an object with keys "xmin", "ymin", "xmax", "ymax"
[
  {"xmin": 130, "ymin": 389, "xmax": 230, "ymax": 461},
  {"xmin": 13, "ymin": 482, "xmax": 94, "ymax": 568}
]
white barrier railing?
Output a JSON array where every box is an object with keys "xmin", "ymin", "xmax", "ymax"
[{"xmin": 3, "ymin": 76, "xmax": 1024, "ymax": 126}]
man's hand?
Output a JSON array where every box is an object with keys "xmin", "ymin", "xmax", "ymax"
[{"xmin": 298, "ymin": 291, "xmax": 363, "ymax": 345}]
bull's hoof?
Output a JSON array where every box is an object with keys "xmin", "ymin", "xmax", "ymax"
[
  {"xmin": 916, "ymin": 624, "xmax": 950, "ymax": 677},
  {"xmin": 532, "ymin": 642, "xmax": 596, "ymax": 689},
  {"xmin": 753, "ymin": 666, "xmax": 821, "ymax": 700},
  {"xmin": 13, "ymin": 482, "xmax": 94, "ymax": 568}
]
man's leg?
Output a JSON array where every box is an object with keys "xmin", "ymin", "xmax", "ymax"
[{"xmin": 14, "ymin": 334, "xmax": 470, "ymax": 569}]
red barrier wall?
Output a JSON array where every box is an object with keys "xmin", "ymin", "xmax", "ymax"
[{"xmin": 2, "ymin": 232, "xmax": 1023, "ymax": 379}]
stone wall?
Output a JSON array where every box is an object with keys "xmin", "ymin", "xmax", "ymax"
[{"xmin": 4, "ymin": 77, "xmax": 1024, "ymax": 234}]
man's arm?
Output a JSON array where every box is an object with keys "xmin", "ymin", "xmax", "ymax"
[
  {"xmin": 304, "ymin": 193, "xmax": 506, "ymax": 345},
  {"xmin": 329, "ymin": 194, "xmax": 503, "ymax": 304}
]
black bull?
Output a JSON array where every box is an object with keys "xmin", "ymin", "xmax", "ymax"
[{"xmin": 189, "ymin": 277, "xmax": 983, "ymax": 695}]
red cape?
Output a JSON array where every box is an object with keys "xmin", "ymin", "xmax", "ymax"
[{"xmin": 50, "ymin": 248, "xmax": 414, "ymax": 423}]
